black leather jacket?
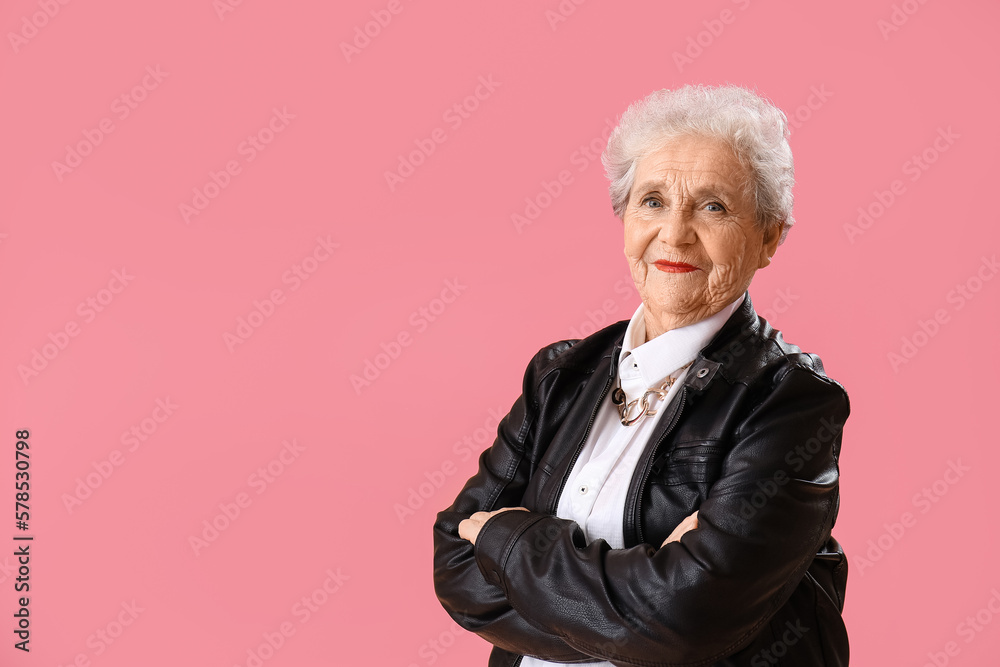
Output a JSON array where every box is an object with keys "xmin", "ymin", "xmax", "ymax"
[{"xmin": 433, "ymin": 293, "xmax": 850, "ymax": 666}]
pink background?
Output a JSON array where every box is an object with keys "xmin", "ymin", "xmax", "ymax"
[{"xmin": 2, "ymin": 0, "xmax": 998, "ymax": 664}]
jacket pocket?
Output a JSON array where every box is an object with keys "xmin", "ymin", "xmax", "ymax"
[
  {"xmin": 641, "ymin": 441, "xmax": 726, "ymax": 546},
  {"xmin": 649, "ymin": 440, "xmax": 725, "ymax": 485}
]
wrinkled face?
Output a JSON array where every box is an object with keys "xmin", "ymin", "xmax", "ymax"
[{"xmin": 623, "ymin": 134, "xmax": 781, "ymax": 333}]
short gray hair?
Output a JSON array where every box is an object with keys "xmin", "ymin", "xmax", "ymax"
[{"xmin": 601, "ymin": 84, "xmax": 794, "ymax": 245}]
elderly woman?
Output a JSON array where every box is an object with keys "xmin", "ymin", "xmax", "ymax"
[{"xmin": 432, "ymin": 84, "xmax": 850, "ymax": 666}]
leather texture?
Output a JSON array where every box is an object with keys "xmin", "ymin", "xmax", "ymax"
[{"xmin": 433, "ymin": 293, "xmax": 851, "ymax": 666}]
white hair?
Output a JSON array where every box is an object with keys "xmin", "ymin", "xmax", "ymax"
[{"xmin": 601, "ymin": 84, "xmax": 795, "ymax": 244}]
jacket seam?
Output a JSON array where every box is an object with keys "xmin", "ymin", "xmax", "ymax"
[
  {"xmin": 832, "ymin": 557, "xmax": 846, "ymax": 610},
  {"xmin": 812, "ymin": 570, "xmax": 829, "ymax": 667},
  {"xmin": 486, "ymin": 447, "xmax": 527, "ymax": 511}
]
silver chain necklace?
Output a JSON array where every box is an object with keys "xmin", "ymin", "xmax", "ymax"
[{"xmin": 610, "ymin": 361, "xmax": 693, "ymax": 427}]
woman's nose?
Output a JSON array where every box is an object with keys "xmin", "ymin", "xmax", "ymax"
[{"xmin": 657, "ymin": 208, "xmax": 696, "ymax": 246}]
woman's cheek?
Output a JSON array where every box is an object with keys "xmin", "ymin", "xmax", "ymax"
[
  {"xmin": 622, "ymin": 231, "xmax": 647, "ymax": 270},
  {"xmin": 706, "ymin": 263, "xmax": 739, "ymax": 293},
  {"xmin": 623, "ymin": 226, "xmax": 656, "ymax": 262},
  {"xmin": 626, "ymin": 258, "xmax": 647, "ymax": 297}
]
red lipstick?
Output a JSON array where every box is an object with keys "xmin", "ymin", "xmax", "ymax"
[{"xmin": 653, "ymin": 260, "xmax": 698, "ymax": 273}]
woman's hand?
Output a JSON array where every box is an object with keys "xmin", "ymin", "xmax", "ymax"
[
  {"xmin": 459, "ymin": 507, "xmax": 529, "ymax": 546},
  {"xmin": 661, "ymin": 511, "xmax": 699, "ymax": 547}
]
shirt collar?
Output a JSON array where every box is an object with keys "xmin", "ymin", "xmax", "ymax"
[{"xmin": 618, "ymin": 292, "xmax": 747, "ymax": 390}]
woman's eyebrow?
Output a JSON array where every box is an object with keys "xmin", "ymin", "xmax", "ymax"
[
  {"xmin": 633, "ymin": 180, "xmax": 737, "ymax": 198},
  {"xmin": 633, "ymin": 181, "xmax": 660, "ymax": 195}
]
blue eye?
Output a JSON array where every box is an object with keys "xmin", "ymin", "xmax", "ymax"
[
  {"xmin": 706, "ymin": 202, "xmax": 725, "ymax": 212},
  {"xmin": 642, "ymin": 197, "xmax": 661, "ymax": 208}
]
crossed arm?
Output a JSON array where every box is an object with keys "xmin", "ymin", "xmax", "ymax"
[
  {"xmin": 459, "ymin": 508, "xmax": 700, "ymax": 548},
  {"xmin": 432, "ymin": 349, "xmax": 848, "ymax": 665}
]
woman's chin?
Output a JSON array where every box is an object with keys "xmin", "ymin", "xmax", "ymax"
[{"xmin": 646, "ymin": 288, "xmax": 704, "ymax": 316}]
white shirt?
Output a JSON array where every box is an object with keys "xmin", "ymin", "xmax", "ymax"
[{"xmin": 521, "ymin": 293, "xmax": 745, "ymax": 667}]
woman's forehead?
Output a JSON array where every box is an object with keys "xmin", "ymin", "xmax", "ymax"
[
  {"xmin": 634, "ymin": 135, "xmax": 745, "ymax": 188},
  {"xmin": 633, "ymin": 161, "xmax": 746, "ymax": 198}
]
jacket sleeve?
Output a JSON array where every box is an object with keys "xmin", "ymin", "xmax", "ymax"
[
  {"xmin": 432, "ymin": 343, "xmax": 599, "ymax": 663},
  {"xmin": 470, "ymin": 362, "xmax": 850, "ymax": 666}
]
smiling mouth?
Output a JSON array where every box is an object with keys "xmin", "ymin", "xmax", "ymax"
[{"xmin": 653, "ymin": 260, "xmax": 698, "ymax": 273}]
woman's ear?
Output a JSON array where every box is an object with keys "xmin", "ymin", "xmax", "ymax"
[{"xmin": 758, "ymin": 221, "xmax": 786, "ymax": 268}]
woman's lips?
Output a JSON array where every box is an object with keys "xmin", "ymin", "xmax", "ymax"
[{"xmin": 653, "ymin": 260, "xmax": 698, "ymax": 273}]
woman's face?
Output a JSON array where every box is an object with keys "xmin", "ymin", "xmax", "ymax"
[{"xmin": 623, "ymin": 134, "xmax": 783, "ymax": 337}]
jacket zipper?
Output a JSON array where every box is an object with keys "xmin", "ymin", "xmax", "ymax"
[
  {"xmin": 548, "ymin": 369, "xmax": 615, "ymax": 514},
  {"xmin": 633, "ymin": 386, "xmax": 687, "ymax": 545},
  {"xmin": 517, "ymin": 355, "xmax": 615, "ymax": 666}
]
